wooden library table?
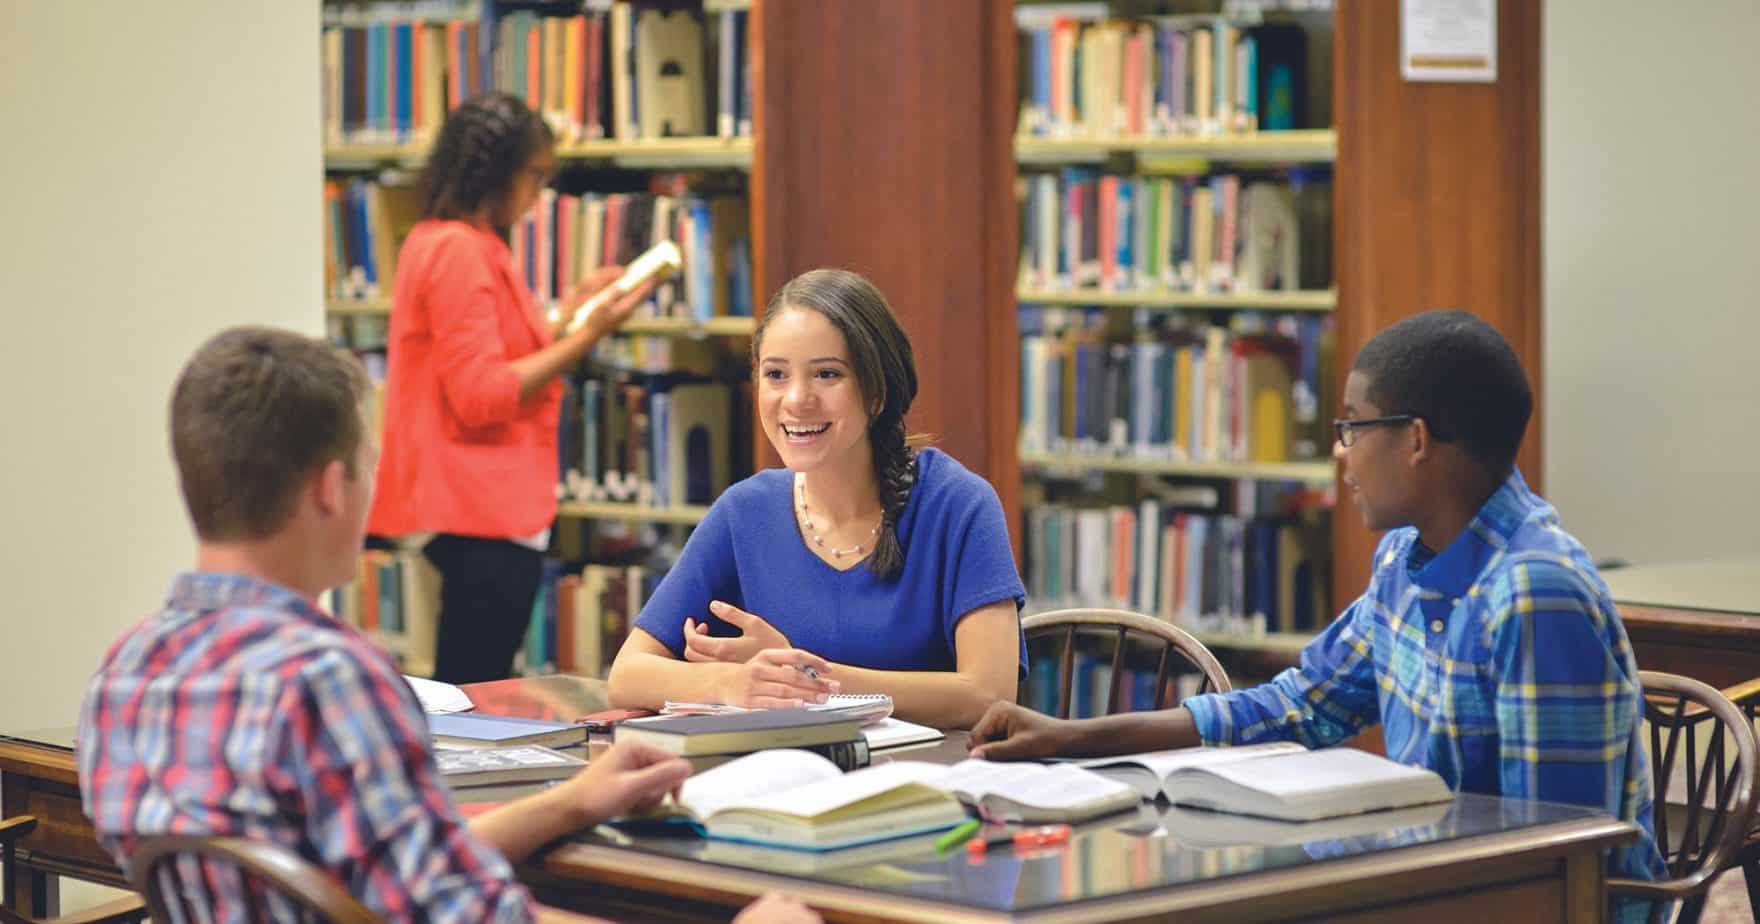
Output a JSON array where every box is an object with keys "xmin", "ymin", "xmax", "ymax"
[
  {"xmin": 1602, "ymin": 556, "xmax": 1760, "ymax": 689},
  {"xmin": 3, "ymin": 676, "xmax": 1639, "ymax": 923},
  {"xmin": 460, "ymin": 677, "xmax": 1635, "ymax": 924}
]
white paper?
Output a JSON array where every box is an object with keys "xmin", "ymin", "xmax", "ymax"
[
  {"xmin": 1401, "ymin": 0, "xmax": 1497, "ymax": 83},
  {"xmin": 404, "ymin": 675, "xmax": 473, "ymax": 714}
]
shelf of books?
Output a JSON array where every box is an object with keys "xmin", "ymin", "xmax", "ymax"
[
  {"xmin": 1012, "ymin": 1, "xmax": 1339, "ymax": 670},
  {"xmin": 322, "ymin": 0, "xmax": 761, "ymax": 680},
  {"xmin": 324, "ymin": 137, "xmax": 754, "ymax": 171},
  {"xmin": 323, "ymin": 298, "xmax": 756, "ymax": 337}
]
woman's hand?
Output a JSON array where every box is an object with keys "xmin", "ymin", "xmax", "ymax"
[
  {"xmin": 682, "ymin": 601, "xmax": 791, "ymax": 664},
  {"xmin": 714, "ymin": 649, "xmax": 840, "ymax": 709},
  {"xmin": 558, "ymin": 266, "xmax": 659, "ymax": 341}
]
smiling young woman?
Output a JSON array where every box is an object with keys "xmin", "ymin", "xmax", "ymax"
[{"xmin": 604, "ymin": 269, "xmax": 1027, "ymax": 729}]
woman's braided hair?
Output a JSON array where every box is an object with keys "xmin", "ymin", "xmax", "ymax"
[
  {"xmin": 754, "ymin": 269, "xmax": 921, "ymax": 581},
  {"xmin": 420, "ymin": 93, "xmax": 552, "ymax": 228}
]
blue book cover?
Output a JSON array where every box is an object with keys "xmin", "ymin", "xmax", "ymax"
[
  {"xmin": 1115, "ymin": 178, "xmax": 1133, "ymax": 289},
  {"xmin": 394, "ymin": 22, "xmax": 412, "ymax": 140},
  {"xmin": 427, "ymin": 712, "xmax": 582, "ymax": 745},
  {"xmin": 350, "ymin": 181, "xmax": 377, "ymax": 289},
  {"xmin": 1032, "ymin": 29, "xmax": 1052, "ymax": 133}
]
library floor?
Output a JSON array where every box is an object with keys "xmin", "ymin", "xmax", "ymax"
[{"xmin": 1704, "ymin": 872, "xmax": 1755, "ymax": 923}]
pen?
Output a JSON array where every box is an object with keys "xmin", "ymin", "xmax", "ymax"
[
  {"xmin": 935, "ymin": 818, "xmax": 981, "ymax": 853},
  {"xmin": 799, "ymin": 665, "xmax": 821, "ymax": 681}
]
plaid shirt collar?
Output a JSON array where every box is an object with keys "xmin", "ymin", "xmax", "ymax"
[
  {"xmin": 1405, "ymin": 467, "xmax": 1542, "ymax": 601},
  {"xmin": 166, "ymin": 572, "xmax": 330, "ymax": 626}
]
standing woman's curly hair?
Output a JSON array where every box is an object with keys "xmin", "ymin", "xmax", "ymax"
[
  {"xmin": 419, "ymin": 93, "xmax": 553, "ymax": 230},
  {"xmin": 755, "ymin": 269, "xmax": 922, "ymax": 581}
]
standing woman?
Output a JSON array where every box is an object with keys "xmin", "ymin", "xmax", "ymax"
[
  {"xmin": 370, "ymin": 94, "xmax": 654, "ymax": 683},
  {"xmin": 606, "ymin": 269, "xmax": 1026, "ymax": 728}
]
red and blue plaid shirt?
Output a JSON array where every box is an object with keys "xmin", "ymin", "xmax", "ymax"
[
  {"xmin": 78, "ymin": 572, "xmax": 533, "ymax": 922},
  {"xmin": 1185, "ymin": 469, "xmax": 1667, "ymax": 923}
]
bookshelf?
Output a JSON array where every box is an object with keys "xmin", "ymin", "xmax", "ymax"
[
  {"xmin": 321, "ymin": 0, "xmax": 770, "ymax": 678},
  {"xmin": 1011, "ymin": 0, "xmax": 1546, "ymax": 687},
  {"xmin": 1010, "ymin": 3, "xmax": 1343, "ymax": 668},
  {"xmin": 323, "ymin": 298, "xmax": 755, "ymax": 337},
  {"xmin": 323, "ymin": 136, "xmax": 754, "ymax": 171}
]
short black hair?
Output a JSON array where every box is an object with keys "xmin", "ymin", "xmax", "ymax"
[{"xmin": 1351, "ymin": 310, "xmax": 1531, "ymax": 478}]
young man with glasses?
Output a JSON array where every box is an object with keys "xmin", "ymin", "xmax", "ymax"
[{"xmin": 969, "ymin": 310, "xmax": 1666, "ymax": 919}]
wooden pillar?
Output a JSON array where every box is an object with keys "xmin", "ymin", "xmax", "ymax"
[
  {"xmin": 751, "ymin": 0, "xmax": 1020, "ymax": 534},
  {"xmin": 1332, "ymin": 0, "xmax": 1542, "ymax": 608}
]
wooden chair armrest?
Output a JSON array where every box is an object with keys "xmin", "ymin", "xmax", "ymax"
[
  {"xmin": 49, "ymin": 894, "xmax": 147, "ymax": 924},
  {"xmin": 0, "ymin": 816, "xmax": 38, "ymax": 846}
]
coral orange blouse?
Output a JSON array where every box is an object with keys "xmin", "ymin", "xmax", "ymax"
[{"xmin": 368, "ymin": 220, "xmax": 562, "ymax": 540}]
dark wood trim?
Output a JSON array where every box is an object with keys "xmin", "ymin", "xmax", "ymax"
[
  {"xmin": 1331, "ymin": 0, "xmax": 1543, "ymax": 613},
  {"xmin": 1620, "ymin": 603, "xmax": 1760, "ymax": 689},
  {"xmin": 749, "ymin": 1, "xmax": 1018, "ymax": 504}
]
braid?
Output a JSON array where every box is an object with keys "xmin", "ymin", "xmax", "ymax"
[
  {"xmin": 420, "ymin": 94, "xmax": 549, "ymax": 223},
  {"xmin": 866, "ymin": 414, "xmax": 917, "ymax": 581}
]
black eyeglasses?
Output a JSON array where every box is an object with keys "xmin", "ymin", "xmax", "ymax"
[{"xmin": 1333, "ymin": 415, "xmax": 1417, "ymax": 448}]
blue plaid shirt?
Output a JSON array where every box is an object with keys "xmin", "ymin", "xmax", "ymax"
[{"xmin": 1185, "ymin": 469, "xmax": 1666, "ymax": 921}]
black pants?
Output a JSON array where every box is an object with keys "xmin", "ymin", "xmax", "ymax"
[{"xmin": 423, "ymin": 533, "xmax": 542, "ymax": 684}]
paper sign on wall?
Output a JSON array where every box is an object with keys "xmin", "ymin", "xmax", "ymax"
[{"xmin": 1401, "ymin": 0, "xmax": 1497, "ymax": 83}]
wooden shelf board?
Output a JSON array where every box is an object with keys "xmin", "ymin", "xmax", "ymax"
[
  {"xmin": 619, "ymin": 316, "xmax": 756, "ymax": 337},
  {"xmin": 1015, "ymin": 129, "xmax": 1337, "ymax": 165},
  {"xmin": 1017, "ymin": 288, "xmax": 1336, "ymax": 312},
  {"xmin": 327, "ymin": 137, "xmax": 753, "ymax": 171},
  {"xmin": 324, "ymin": 303, "xmax": 754, "ymax": 337},
  {"xmin": 1020, "ymin": 450, "xmax": 1336, "ymax": 486},
  {"xmin": 326, "ymin": 299, "xmax": 391, "ymax": 317},
  {"xmin": 556, "ymin": 501, "xmax": 709, "ymax": 525}
]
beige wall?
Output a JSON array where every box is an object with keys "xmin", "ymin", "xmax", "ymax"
[
  {"xmin": 0, "ymin": 1, "xmax": 320, "ymax": 731},
  {"xmin": 1543, "ymin": 0, "xmax": 1760, "ymax": 566}
]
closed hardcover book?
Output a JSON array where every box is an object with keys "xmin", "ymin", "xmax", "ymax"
[
  {"xmin": 428, "ymin": 713, "xmax": 588, "ymax": 750},
  {"xmin": 685, "ymin": 737, "xmax": 870, "ymax": 774},
  {"xmin": 615, "ymin": 709, "xmax": 865, "ymax": 756},
  {"xmin": 438, "ymin": 745, "xmax": 586, "ymax": 787}
]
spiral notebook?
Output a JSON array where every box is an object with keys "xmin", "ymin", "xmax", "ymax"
[{"xmin": 661, "ymin": 694, "xmax": 894, "ymax": 725}]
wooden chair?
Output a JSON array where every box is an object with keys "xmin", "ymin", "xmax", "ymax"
[
  {"xmin": 0, "ymin": 818, "xmax": 146, "ymax": 924},
  {"xmin": 127, "ymin": 836, "xmax": 379, "ymax": 924},
  {"xmin": 1021, "ymin": 608, "xmax": 1232, "ymax": 718},
  {"xmin": 1608, "ymin": 671, "xmax": 1759, "ymax": 924},
  {"xmin": 1717, "ymin": 678, "xmax": 1760, "ymax": 920}
]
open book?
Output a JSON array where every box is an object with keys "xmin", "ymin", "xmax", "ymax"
[
  {"xmin": 1157, "ymin": 747, "xmax": 1454, "ymax": 822},
  {"xmin": 1077, "ymin": 741, "xmax": 1309, "ymax": 799},
  {"xmin": 656, "ymin": 749, "xmax": 1137, "ymax": 850}
]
